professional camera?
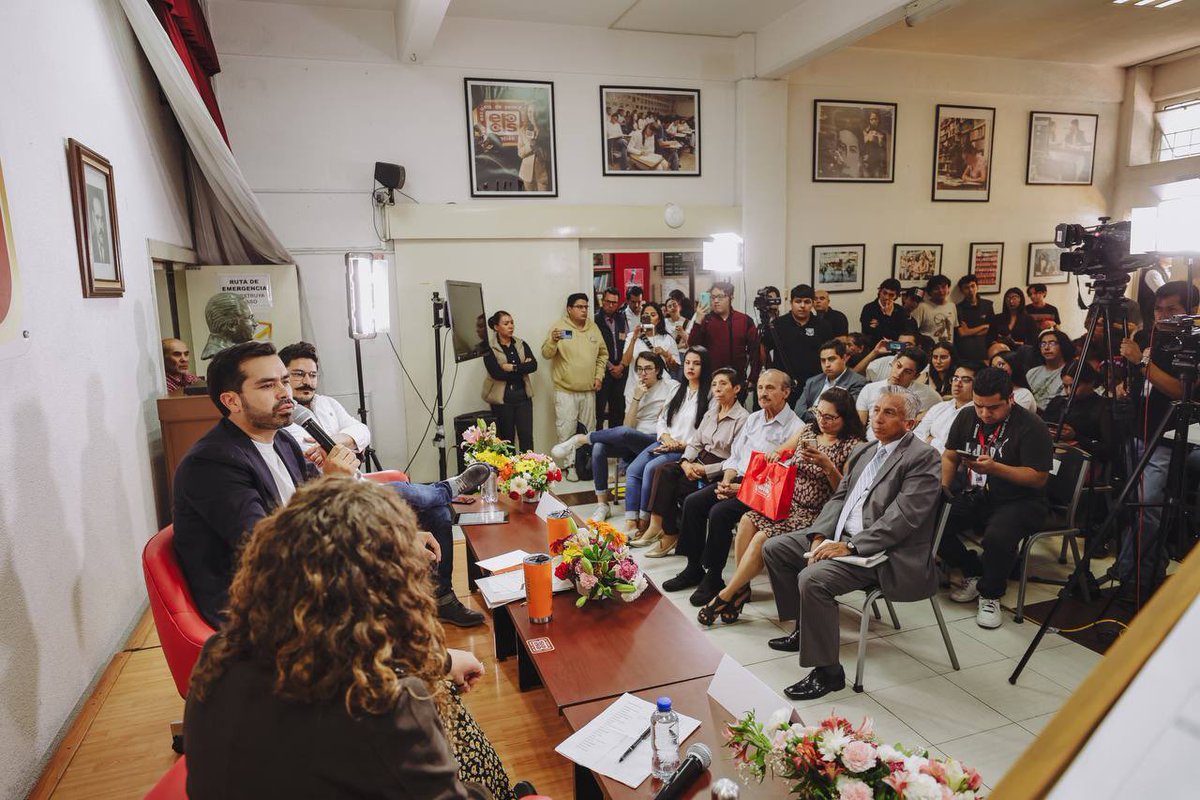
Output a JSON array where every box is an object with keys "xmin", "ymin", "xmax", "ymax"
[
  {"xmin": 1054, "ymin": 218, "xmax": 1152, "ymax": 278},
  {"xmin": 752, "ymin": 287, "xmax": 782, "ymax": 314},
  {"xmin": 1154, "ymin": 314, "xmax": 1200, "ymax": 363}
]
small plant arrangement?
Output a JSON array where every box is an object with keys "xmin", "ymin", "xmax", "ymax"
[
  {"xmin": 460, "ymin": 419, "xmax": 514, "ymax": 463},
  {"xmin": 550, "ymin": 519, "xmax": 648, "ymax": 607},
  {"xmin": 498, "ymin": 451, "xmax": 562, "ymax": 500},
  {"xmin": 723, "ymin": 709, "xmax": 985, "ymax": 800}
]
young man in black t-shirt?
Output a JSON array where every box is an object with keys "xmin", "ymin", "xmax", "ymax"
[
  {"xmin": 772, "ymin": 284, "xmax": 832, "ymax": 388},
  {"xmin": 859, "ymin": 278, "xmax": 910, "ymax": 342},
  {"xmin": 939, "ymin": 367, "xmax": 1054, "ymax": 629},
  {"xmin": 1026, "ymin": 284, "xmax": 1061, "ymax": 332},
  {"xmin": 955, "ymin": 274, "xmax": 994, "ymax": 363}
]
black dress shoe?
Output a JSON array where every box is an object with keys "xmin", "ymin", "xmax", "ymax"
[
  {"xmin": 783, "ymin": 668, "xmax": 846, "ymax": 701},
  {"xmin": 449, "ymin": 463, "xmax": 492, "ymax": 495},
  {"xmin": 662, "ymin": 565, "xmax": 705, "ymax": 592},
  {"xmin": 768, "ymin": 628, "xmax": 800, "ymax": 652},
  {"xmin": 689, "ymin": 571, "xmax": 726, "ymax": 607},
  {"xmin": 437, "ymin": 594, "xmax": 486, "ymax": 627}
]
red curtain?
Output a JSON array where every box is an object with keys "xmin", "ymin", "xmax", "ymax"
[{"xmin": 149, "ymin": 0, "xmax": 228, "ymax": 144}]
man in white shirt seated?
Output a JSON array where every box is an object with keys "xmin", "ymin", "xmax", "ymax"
[
  {"xmin": 856, "ymin": 347, "xmax": 941, "ymax": 439},
  {"xmin": 605, "ymin": 110, "xmax": 629, "ymax": 170},
  {"xmin": 793, "ymin": 339, "xmax": 868, "ymax": 423},
  {"xmin": 914, "ymin": 361, "xmax": 981, "ymax": 453},
  {"xmin": 279, "ymin": 342, "xmax": 371, "ymax": 464},
  {"xmin": 662, "ymin": 369, "xmax": 803, "ymax": 606}
]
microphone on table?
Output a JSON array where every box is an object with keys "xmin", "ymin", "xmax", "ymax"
[
  {"xmin": 291, "ymin": 406, "xmax": 338, "ymax": 453},
  {"xmin": 653, "ymin": 743, "xmax": 712, "ymax": 800}
]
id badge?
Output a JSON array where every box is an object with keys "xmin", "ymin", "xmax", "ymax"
[{"xmin": 969, "ymin": 469, "xmax": 988, "ymax": 489}]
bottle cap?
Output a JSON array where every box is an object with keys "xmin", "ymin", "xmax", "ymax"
[{"xmin": 656, "ymin": 696, "xmax": 672, "ymax": 712}]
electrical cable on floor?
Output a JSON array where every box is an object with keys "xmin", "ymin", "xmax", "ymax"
[{"xmin": 1053, "ymin": 618, "xmax": 1129, "ymax": 634}]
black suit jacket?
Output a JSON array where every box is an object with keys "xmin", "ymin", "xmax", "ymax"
[
  {"xmin": 595, "ymin": 310, "xmax": 628, "ymax": 366},
  {"xmin": 173, "ymin": 418, "xmax": 318, "ymax": 627}
]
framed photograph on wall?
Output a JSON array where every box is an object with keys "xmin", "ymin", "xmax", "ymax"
[
  {"xmin": 1028, "ymin": 242, "xmax": 1070, "ymax": 285},
  {"xmin": 67, "ymin": 138, "xmax": 123, "ymax": 298},
  {"xmin": 811, "ymin": 244, "xmax": 865, "ymax": 293},
  {"xmin": 813, "ymin": 100, "xmax": 897, "ymax": 182},
  {"xmin": 600, "ymin": 86, "xmax": 700, "ymax": 176},
  {"xmin": 1026, "ymin": 111, "xmax": 1098, "ymax": 185},
  {"xmin": 464, "ymin": 78, "xmax": 557, "ymax": 197},
  {"xmin": 892, "ymin": 244, "xmax": 942, "ymax": 289},
  {"xmin": 932, "ymin": 104, "xmax": 995, "ymax": 202},
  {"xmin": 967, "ymin": 242, "xmax": 1004, "ymax": 294}
]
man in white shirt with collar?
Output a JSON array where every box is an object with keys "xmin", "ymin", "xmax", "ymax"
[
  {"xmin": 279, "ymin": 342, "xmax": 371, "ymax": 465},
  {"xmin": 662, "ymin": 369, "xmax": 803, "ymax": 606},
  {"xmin": 914, "ymin": 361, "xmax": 980, "ymax": 453}
]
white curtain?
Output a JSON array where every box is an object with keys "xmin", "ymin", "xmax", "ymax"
[{"xmin": 117, "ymin": 0, "xmax": 290, "ymax": 264}]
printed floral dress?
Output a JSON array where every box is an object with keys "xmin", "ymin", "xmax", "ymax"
[{"xmin": 746, "ymin": 429, "xmax": 862, "ymax": 537}]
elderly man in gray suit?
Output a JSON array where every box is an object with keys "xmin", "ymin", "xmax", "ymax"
[{"xmin": 762, "ymin": 385, "xmax": 941, "ymax": 700}]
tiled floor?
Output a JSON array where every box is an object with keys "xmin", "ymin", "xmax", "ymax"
[{"xmin": 544, "ymin": 478, "xmax": 1113, "ymax": 792}]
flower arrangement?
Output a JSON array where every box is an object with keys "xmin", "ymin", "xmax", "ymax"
[
  {"xmin": 460, "ymin": 419, "xmax": 514, "ymax": 462},
  {"xmin": 497, "ymin": 451, "xmax": 562, "ymax": 500},
  {"xmin": 723, "ymin": 709, "xmax": 985, "ymax": 800},
  {"xmin": 550, "ymin": 519, "xmax": 648, "ymax": 607}
]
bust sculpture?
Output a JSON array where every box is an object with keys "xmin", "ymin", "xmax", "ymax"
[{"xmin": 200, "ymin": 292, "xmax": 257, "ymax": 360}]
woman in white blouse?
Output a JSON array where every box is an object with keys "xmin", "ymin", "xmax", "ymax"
[{"xmin": 620, "ymin": 302, "xmax": 679, "ymax": 405}]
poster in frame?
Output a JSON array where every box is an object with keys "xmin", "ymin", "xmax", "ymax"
[
  {"xmin": 812, "ymin": 99, "xmax": 897, "ymax": 182},
  {"xmin": 464, "ymin": 78, "xmax": 557, "ymax": 197},
  {"xmin": 600, "ymin": 86, "xmax": 700, "ymax": 176},
  {"xmin": 967, "ymin": 242, "xmax": 1004, "ymax": 294},
  {"xmin": 66, "ymin": 138, "xmax": 123, "ymax": 298},
  {"xmin": 1028, "ymin": 242, "xmax": 1070, "ymax": 285},
  {"xmin": 1026, "ymin": 111, "xmax": 1098, "ymax": 186},
  {"xmin": 932, "ymin": 104, "xmax": 995, "ymax": 202},
  {"xmin": 811, "ymin": 244, "xmax": 865, "ymax": 293},
  {"xmin": 892, "ymin": 244, "xmax": 943, "ymax": 289}
]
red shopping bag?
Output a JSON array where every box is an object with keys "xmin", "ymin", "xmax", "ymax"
[{"xmin": 737, "ymin": 451, "xmax": 796, "ymax": 521}]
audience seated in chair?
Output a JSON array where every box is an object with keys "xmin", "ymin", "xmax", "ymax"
[{"xmin": 792, "ymin": 339, "xmax": 867, "ymax": 423}]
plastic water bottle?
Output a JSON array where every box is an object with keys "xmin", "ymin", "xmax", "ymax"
[{"xmin": 651, "ymin": 696, "xmax": 680, "ymax": 780}]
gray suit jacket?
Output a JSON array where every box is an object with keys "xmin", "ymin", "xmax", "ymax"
[
  {"xmin": 794, "ymin": 369, "xmax": 868, "ymax": 422},
  {"xmin": 803, "ymin": 431, "xmax": 941, "ymax": 601}
]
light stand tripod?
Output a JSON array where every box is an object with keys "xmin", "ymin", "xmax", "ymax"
[
  {"xmin": 431, "ymin": 291, "xmax": 449, "ymax": 482},
  {"xmin": 353, "ymin": 337, "xmax": 383, "ymax": 472}
]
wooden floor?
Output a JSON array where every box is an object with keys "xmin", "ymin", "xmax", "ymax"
[{"xmin": 29, "ymin": 540, "xmax": 574, "ymax": 799}]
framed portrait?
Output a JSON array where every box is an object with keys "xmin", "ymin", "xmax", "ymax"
[
  {"xmin": 813, "ymin": 100, "xmax": 897, "ymax": 182},
  {"xmin": 811, "ymin": 244, "xmax": 865, "ymax": 293},
  {"xmin": 967, "ymin": 242, "xmax": 1004, "ymax": 294},
  {"xmin": 464, "ymin": 78, "xmax": 557, "ymax": 197},
  {"xmin": 600, "ymin": 86, "xmax": 700, "ymax": 176},
  {"xmin": 1026, "ymin": 111, "xmax": 1098, "ymax": 185},
  {"xmin": 932, "ymin": 104, "xmax": 995, "ymax": 202},
  {"xmin": 1028, "ymin": 242, "xmax": 1069, "ymax": 285},
  {"xmin": 892, "ymin": 244, "xmax": 943, "ymax": 289},
  {"xmin": 67, "ymin": 139, "xmax": 123, "ymax": 298}
]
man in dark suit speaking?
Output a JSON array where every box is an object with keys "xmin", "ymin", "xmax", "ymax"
[{"xmin": 762, "ymin": 385, "xmax": 941, "ymax": 700}]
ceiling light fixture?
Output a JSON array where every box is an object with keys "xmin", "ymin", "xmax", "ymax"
[
  {"xmin": 1156, "ymin": 0, "xmax": 1184, "ymax": 7},
  {"xmin": 1134, "ymin": 0, "xmax": 1158, "ymax": 6}
]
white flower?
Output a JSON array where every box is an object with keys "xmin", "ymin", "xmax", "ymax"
[
  {"xmin": 508, "ymin": 475, "xmax": 529, "ymax": 494},
  {"xmin": 817, "ymin": 728, "xmax": 852, "ymax": 762},
  {"xmin": 621, "ymin": 572, "xmax": 648, "ymax": 602},
  {"xmin": 900, "ymin": 773, "xmax": 943, "ymax": 800},
  {"xmin": 766, "ymin": 707, "xmax": 792, "ymax": 732},
  {"xmin": 876, "ymin": 744, "xmax": 905, "ymax": 763}
]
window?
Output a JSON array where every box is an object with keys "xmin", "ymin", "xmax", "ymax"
[{"xmin": 1154, "ymin": 94, "xmax": 1200, "ymax": 162}]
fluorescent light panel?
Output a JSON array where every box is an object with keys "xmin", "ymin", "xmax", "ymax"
[
  {"xmin": 346, "ymin": 252, "xmax": 391, "ymax": 339},
  {"xmin": 1156, "ymin": 0, "xmax": 1184, "ymax": 8}
]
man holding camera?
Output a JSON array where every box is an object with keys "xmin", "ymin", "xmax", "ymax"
[
  {"xmin": 771, "ymin": 284, "xmax": 832, "ymax": 389},
  {"xmin": 543, "ymin": 293, "xmax": 608, "ymax": 477}
]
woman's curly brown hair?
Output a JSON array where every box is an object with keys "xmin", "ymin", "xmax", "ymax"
[{"xmin": 189, "ymin": 476, "xmax": 450, "ymax": 717}]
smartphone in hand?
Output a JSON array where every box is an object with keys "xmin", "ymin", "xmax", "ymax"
[{"xmin": 955, "ymin": 449, "xmax": 979, "ymax": 461}]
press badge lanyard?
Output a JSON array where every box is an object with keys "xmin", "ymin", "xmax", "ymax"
[{"xmin": 969, "ymin": 418, "xmax": 1007, "ymax": 489}]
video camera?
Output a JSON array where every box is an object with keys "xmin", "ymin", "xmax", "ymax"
[
  {"xmin": 1155, "ymin": 314, "xmax": 1200, "ymax": 365},
  {"xmin": 1054, "ymin": 218, "xmax": 1154, "ymax": 279},
  {"xmin": 752, "ymin": 287, "xmax": 782, "ymax": 315}
]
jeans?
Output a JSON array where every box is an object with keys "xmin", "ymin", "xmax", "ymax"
[
  {"xmin": 387, "ymin": 480, "xmax": 455, "ymax": 596},
  {"xmin": 625, "ymin": 443, "xmax": 682, "ymax": 519},
  {"xmin": 589, "ymin": 426, "xmax": 656, "ymax": 493},
  {"xmin": 1117, "ymin": 441, "xmax": 1173, "ymax": 586}
]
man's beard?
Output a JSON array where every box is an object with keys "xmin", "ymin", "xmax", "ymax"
[
  {"xmin": 295, "ymin": 387, "xmax": 315, "ymax": 407},
  {"xmin": 246, "ymin": 400, "xmax": 293, "ymax": 431}
]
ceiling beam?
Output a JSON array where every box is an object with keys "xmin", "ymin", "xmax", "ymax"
[
  {"xmin": 395, "ymin": 0, "xmax": 450, "ymax": 64},
  {"xmin": 754, "ymin": 0, "xmax": 914, "ymax": 78}
]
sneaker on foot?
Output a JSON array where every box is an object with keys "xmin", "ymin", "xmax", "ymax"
[
  {"xmin": 949, "ymin": 576, "xmax": 980, "ymax": 603},
  {"xmin": 976, "ymin": 597, "xmax": 1002, "ymax": 629},
  {"xmin": 448, "ymin": 463, "xmax": 491, "ymax": 496},
  {"xmin": 550, "ymin": 435, "xmax": 584, "ymax": 464},
  {"xmin": 437, "ymin": 594, "xmax": 485, "ymax": 627},
  {"xmin": 591, "ymin": 502, "xmax": 610, "ymax": 521}
]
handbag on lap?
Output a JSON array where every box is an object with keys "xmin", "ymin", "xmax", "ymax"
[{"xmin": 737, "ymin": 451, "xmax": 797, "ymax": 521}]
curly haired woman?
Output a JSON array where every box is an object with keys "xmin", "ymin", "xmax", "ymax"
[{"xmin": 185, "ymin": 476, "xmax": 515, "ymax": 799}]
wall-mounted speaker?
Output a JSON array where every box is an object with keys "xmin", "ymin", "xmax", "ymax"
[{"xmin": 374, "ymin": 161, "xmax": 405, "ymax": 191}]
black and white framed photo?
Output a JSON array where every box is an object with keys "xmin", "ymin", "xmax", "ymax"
[
  {"xmin": 1026, "ymin": 111, "xmax": 1098, "ymax": 185},
  {"xmin": 932, "ymin": 104, "xmax": 995, "ymax": 202},
  {"xmin": 464, "ymin": 78, "xmax": 557, "ymax": 197},
  {"xmin": 67, "ymin": 138, "xmax": 123, "ymax": 298},
  {"xmin": 1027, "ymin": 242, "xmax": 1069, "ymax": 285},
  {"xmin": 600, "ymin": 86, "xmax": 700, "ymax": 176},
  {"xmin": 892, "ymin": 244, "xmax": 942, "ymax": 289},
  {"xmin": 813, "ymin": 99, "xmax": 897, "ymax": 182},
  {"xmin": 967, "ymin": 242, "xmax": 1004, "ymax": 294},
  {"xmin": 811, "ymin": 244, "xmax": 865, "ymax": 293}
]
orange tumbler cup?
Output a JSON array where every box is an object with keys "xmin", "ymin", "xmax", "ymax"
[
  {"xmin": 547, "ymin": 510, "xmax": 572, "ymax": 551},
  {"xmin": 523, "ymin": 554, "xmax": 553, "ymax": 624}
]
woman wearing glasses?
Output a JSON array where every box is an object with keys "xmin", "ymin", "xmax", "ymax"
[{"xmin": 697, "ymin": 387, "xmax": 864, "ymax": 626}]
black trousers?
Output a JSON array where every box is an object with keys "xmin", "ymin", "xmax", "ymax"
[
  {"xmin": 648, "ymin": 461, "xmax": 706, "ymax": 535},
  {"xmin": 595, "ymin": 372, "xmax": 626, "ymax": 430},
  {"xmin": 490, "ymin": 400, "xmax": 534, "ymax": 452},
  {"xmin": 937, "ymin": 491, "xmax": 1047, "ymax": 599},
  {"xmin": 678, "ymin": 483, "xmax": 751, "ymax": 574}
]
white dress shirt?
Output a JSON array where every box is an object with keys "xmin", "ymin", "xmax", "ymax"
[
  {"xmin": 722, "ymin": 404, "xmax": 804, "ymax": 476},
  {"xmin": 283, "ymin": 394, "xmax": 371, "ymax": 451},
  {"xmin": 914, "ymin": 399, "xmax": 969, "ymax": 453},
  {"xmin": 656, "ymin": 386, "xmax": 700, "ymax": 443},
  {"xmin": 837, "ymin": 438, "xmax": 901, "ymax": 539}
]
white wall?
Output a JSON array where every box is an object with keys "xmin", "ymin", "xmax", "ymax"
[
  {"xmin": 785, "ymin": 48, "xmax": 1125, "ymax": 334},
  {"xmin": 1152, "ymin": 51, "xmax": 1200, "ymax": 103},
  {"xmin": 0, "ymin": 0, "xmax": 191, "ymax": 795}
]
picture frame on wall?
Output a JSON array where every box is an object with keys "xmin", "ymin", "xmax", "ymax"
[
  {"xmin": 932, "ymin": 104, "xmax": 995, "ymax": 202},
  {"xmin": 464, "ymin": 78, "xmax": 557, "ymax": 197},
  {"xmin": 66, "ymin": 138, "xmax": 123, "ymax": 298},
  {"xmin": 600, "ymin": 86, "xmax": 700, "ymax": 176},
  {"xmin": 1026, "ymin": 111, "xmax": 1098, "ymax": 185},
  {"xmin": 811, "ymin": 244, "xmax": 866, "ymax": 293},
  {"xmin": 812, "ymin": 100, "xmax": 897, "ymax": 182},
  {"xmin": 967, "ymin": 242, "xmax": 1004, "ymax": 294},
  {"xmin": 892, "ymin": 244, "xmax": 943, "ymax": 289},
  {"xmin": 1028, "ymin": 242, "xmax": 1070, "ymax": 285}
]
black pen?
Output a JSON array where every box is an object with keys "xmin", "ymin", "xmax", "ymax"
[{"xmin": 617, "ymin": 726, "xmax": 651, "ymax": 763}]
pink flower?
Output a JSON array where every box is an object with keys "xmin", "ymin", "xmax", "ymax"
[
  {"xmin": 616, "ymin": 558, "xmax": 639, "ymax": 581},
  {"xmin": 463, "ymin": 428, "xmax": 481, "ymax": 444},
  {"xmin": 577, "ymin": 573, "xmax": 598, "ymax": 593},
  {"xmin": 841, "ymin": 741, "xmax": 878, "ymax": 773},
  {"xmin": 837, "ymin": 779, "xmax": 873, "ymax": 800}
]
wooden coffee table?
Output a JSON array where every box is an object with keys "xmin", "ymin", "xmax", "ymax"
[{"xmin": 562, "ymin": 676, "xmax": 778, "ymax": 800}]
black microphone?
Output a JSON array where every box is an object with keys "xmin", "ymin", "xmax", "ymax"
[
  {"xmin": 652, "ymin": 743, "xmax": 712, "ymax": 800},
  {"xmin": 291, "ymin": 406, "xmax": 338, "ymax": 454}
]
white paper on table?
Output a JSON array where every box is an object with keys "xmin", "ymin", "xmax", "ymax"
[
  {"xmin": 534, "ymin": 492, "xmax": 568, "ymax": 520},
  {"xmin": 474, "ymin": 570, "xmax": 574, "ymax": 610},
  {"xmin": 475, "ymin": 549, "xmax": 530, "ymax": 573},
  {"xmin": 555, "ymin": 693, "xmax": 702, "ymax": 789},
  {"xmin": 707, "ymin": 654, "xmax": 801, "ymax": 725}
]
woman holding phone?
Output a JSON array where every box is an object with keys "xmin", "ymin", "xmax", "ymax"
[{"xmin": 620, "ymin": 301, "xmax": 678, "ymax": 403}]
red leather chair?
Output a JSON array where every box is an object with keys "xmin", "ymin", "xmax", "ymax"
[
  {"xmin": 143, "ymin": 756, "xmax": 187, "ymax": 799},
  {"xmin": 363, "ymin": 469, "xmax": 409, "ymax": 483}
]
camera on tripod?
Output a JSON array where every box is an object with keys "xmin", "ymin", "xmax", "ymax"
[
  {"xmin": 1154, "ymin": 314, "xmax": 1200, "ymax": 363},
  {"xmin": 752, "ymin": 287, "xmax": 781, "ymax": 315},
  {"xmin": 1054, "ymin": 218, "xmax": 1146, "ymax": 278}
]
